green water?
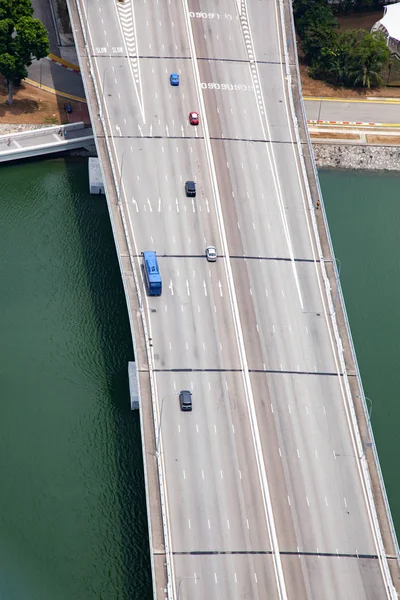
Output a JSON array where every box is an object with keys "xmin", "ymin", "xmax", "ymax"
[
  {"xmin": 0, "ymin": 160, "xmax": 399, "ymax": 599},
  {"xmin": 0, "ymin": 159, "xmax": 152, "ymax": 600},
  {"xmin": 320, "ymin": 168, "xmax": 400, "ymax": 532}
]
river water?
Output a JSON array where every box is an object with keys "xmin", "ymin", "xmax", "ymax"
[
  {"xmin": 0, "ymin": 159, "xmax": 399, "ymax": 598},
  {"xmin": 0, "ymin": 158, "xmax": 151, "ymax": 600},
  {"xmin": 320, "ymin": 168, "xmax": 400, "ymax": 531}
]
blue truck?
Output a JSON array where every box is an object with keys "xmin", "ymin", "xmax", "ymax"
[{"xmin": 143, "ymin": 251, "xmax": 162, "ymax": 296}]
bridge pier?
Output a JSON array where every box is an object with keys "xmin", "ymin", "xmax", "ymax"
[{"xmin": 128, "ymin": 361, "xmax": 139, "ymax": 410}]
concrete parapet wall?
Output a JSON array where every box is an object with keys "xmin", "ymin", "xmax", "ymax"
[
  {"xmin": 0, "ymin": 122, "xmax": 93, "ymax": 163},
  {"xmin": 1, "ymin": 121, "xmax": 84, "ymax": 142},
  {"xmin": 285, "ymin": 0, "xmax": 400, "ymax": 593}
]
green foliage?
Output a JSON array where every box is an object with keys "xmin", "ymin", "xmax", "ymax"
[
  {"xmin": 346, "ymin": 31, "xmax": 390, "ymax": 87},
  {"xmin": 294, "ymin": 0, "xmax": 388, "ymax": 16},
  {"xmin": 294, "ymin": 0, "xmax": 337, "ymax": 39},
  {"xmin": 310, "ymin": 30, "xmax": 358, "ymax": 85},
  {"xmin": 294, "ymin": 1, "xmax": 390, "ymax": 88},
  {"xmin": 0, "ymin": 0, "xmax": 33, "ymax": 21},
  {"xmin": 0, "ymin": 0, "xmax": 49, "ymax": 103},
  {"xmin": 294, "ymin": 1, "xmax": 339, "ymax": 63},
  {"xmin": 332, "ymin": 0, "xmax": 387, "ymax": 15},
  {"xmin": 301, "ymin": 16, "xmax": 338, "ymax": 63}
]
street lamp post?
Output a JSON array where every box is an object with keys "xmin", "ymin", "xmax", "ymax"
[
  {"xmin": 177, "ymin": 576, "xmax": 199, "ymax": 600},
  {"xmin": 365, "ymin": 396, "xmax": 373, "ymax": 421},
  {"xmin": 8, "ymin": 28, "xmax": 18, "ymax": 105},
  {"xmin": 332, "ymin": 257, "xmax": 342, "ymax": 314},
  {"xmin": 357, "ymin": 395, "xmax": 373, "ymax": 455},
  {"xmin": 118, "ymin": 150, "xmax": 125, "ymax": 205},
  {"xmin": 156, "ymin": 394, "xmax": 176, "ymax": 457},
  {"xmin": 364, "ymin": 396, "xmax": 373, "ymax": 450},
  {"xmin": 101, "ymin": 66, "xmax": 110, "ymax": 118},
  {"xmin": 317, "ymin": 98, "xmax": 323, "ymax": 124}
]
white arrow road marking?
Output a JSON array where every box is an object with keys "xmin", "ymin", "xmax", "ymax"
[{"xmin": 116, "ymin": 1, "xmax": 145, "ymax": 122}]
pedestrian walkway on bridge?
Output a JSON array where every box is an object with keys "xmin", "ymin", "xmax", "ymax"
[{"xmin": 0, "ymin": 122, "xmax": 94, "ymax": 163}]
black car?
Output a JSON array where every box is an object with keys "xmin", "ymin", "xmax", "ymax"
[
  {"xmin": 179, "ymin": 390, "xmax": 192, "ymax": 411},
  {"xmin": 185, "ymin": 181, "xmax": 196, "ymax": 197}
]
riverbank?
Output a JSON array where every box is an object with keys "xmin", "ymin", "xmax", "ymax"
[
  {"xmin": 313, "ymin": 144, "xmax": 400, "ymax": 170},
  {"xmin": 2, "ymin": 121, "xmax": 400, "ymax": 171}
]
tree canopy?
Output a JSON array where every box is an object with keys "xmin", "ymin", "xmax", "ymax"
[
  {"xmin": 293, "ymin": 0, "xmax": 390, "ymax": 89},
  {"xmin": 0, "ymin": 0, "xmax": 49, "ymax": 104}
]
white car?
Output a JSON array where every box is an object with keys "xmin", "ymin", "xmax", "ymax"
[{"xmin": 206, "ymin": 246, "xmax": 217, "ymax": 262}]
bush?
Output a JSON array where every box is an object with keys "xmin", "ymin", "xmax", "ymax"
[{"xmin": 293, "ymin": 1, "xmax": 390, "ymax": 88}]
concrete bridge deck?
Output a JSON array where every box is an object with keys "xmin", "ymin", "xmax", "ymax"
[
  {"xmin": 65, "ymin": 0, "xmax": 400, "ymax": 598},
  {"xmin": 0, "ymin": 122, "xmax": 93, "ymax": 162}
]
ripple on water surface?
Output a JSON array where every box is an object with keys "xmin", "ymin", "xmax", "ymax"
[
  {"xmin": 0, "ymin": 158, "xmax": 152, "ymax": 600},
  {"xmin": 320, "ymin": 168, "xmax": 400, "ymax": 536}
]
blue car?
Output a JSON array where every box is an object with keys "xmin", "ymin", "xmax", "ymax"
[{"xmin": 170, "ymin": 73, "xmax": 179, "ymax": 86}]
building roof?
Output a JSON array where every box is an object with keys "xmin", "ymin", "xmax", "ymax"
[{"xmin": 380, "ymin": 3, "xmax": 400, "ymax": 42}]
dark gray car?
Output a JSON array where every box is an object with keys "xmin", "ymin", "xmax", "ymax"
[
  {"xmin": 185, "ymin": 181, "xmax": 196, "ymax": 197},
  {"xmin": 179, "ymin": 390, "xmax": 192, "ymax": 411}
]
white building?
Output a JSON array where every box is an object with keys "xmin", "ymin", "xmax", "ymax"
[{"xmin": 372, "ymin": 2, "xmax": 400, "ymax": 57}]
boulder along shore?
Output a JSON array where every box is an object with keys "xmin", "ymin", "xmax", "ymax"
[{"xmin": 313, "ymin": 144, "xmax": 400, "ymax": 171}]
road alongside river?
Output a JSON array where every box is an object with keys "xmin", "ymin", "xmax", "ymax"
[{"xmin": 0, "ymin": 159, "xmax": 399, "ymax": 600}]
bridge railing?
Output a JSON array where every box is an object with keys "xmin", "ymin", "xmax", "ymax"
[
  {"xmin": 280, "ymin": 0, "xmax": 399, "ymax": 592},
  {"xmin": 0, "ymin": 122, "xmax": 85, "ymax": 143},
  {"xmin": 72, "ymin": 2, "xmax": 173, "ymax": 599}
]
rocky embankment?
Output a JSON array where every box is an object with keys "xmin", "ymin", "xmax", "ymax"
[
  {"xmin": 3, "ymin": 124, "xmax": 400, "ymax": 170},
  {"xmin": 313, "ymin": 144, "xmax": 400, "ymax": 171}
]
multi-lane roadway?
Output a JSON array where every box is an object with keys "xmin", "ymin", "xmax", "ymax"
[
  {"xmin": 77, "ymin": 0, "xmax": 398, "ymax": 598},
  {"xmin": 304, "ymin": 97, "xmax": 400, "ymax": 124}
]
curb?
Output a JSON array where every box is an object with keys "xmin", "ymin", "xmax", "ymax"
[
  {"xmin": 304, "ymin": 95, "xmax": 400, "ymax": 105},
  {"xmin": 307, "ymin": 119, "xmax": 400, "ymax": 128},
  {"xmin": 47, "ymin": 52, "xmax": 80, "ymax": 72},
  {"xmin": 25, "ymin": 77, "xmax": 87, "ymax": 103},
  {"xmin": 307, "ymin": 119, "xmax": 378, "ymax": 126}
]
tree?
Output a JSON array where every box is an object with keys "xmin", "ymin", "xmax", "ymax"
[
  {"xmin": 294, "ymin": 0, "xmax": 390, "ymax": 90},
  {"xmin": 312, "ymin": 30, "xmax": 358, "ymax": 85},
  {"xmin": 296, "ymin": 2, "xmax": 339, "ymax": 65},
  {"xmin": 292, "ymin": 0, "xmax": 327, "ymax": 29},
  {"xmin": 0, "ymin": 0, "xmax": 49, "ymax": 104},
  {"xmin": 346, "ymin": 31, "xmax": 390, "ymax": 88},
  {"xmin": 297, "ymin": 3, "xmax": 338, "ymax": 44}
]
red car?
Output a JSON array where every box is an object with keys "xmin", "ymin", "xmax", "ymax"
[{"xmin": 189, "ymin": 111, "xmax": 199, "ymax": 125}]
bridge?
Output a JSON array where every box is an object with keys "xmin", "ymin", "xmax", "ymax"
[
  {"xmin": 0, "ymin": 122, "xmax": 93, "ymax": 162},
  {"xmin": 67, "ymin": 0, "xmax": 400, "ymax": 598}
]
